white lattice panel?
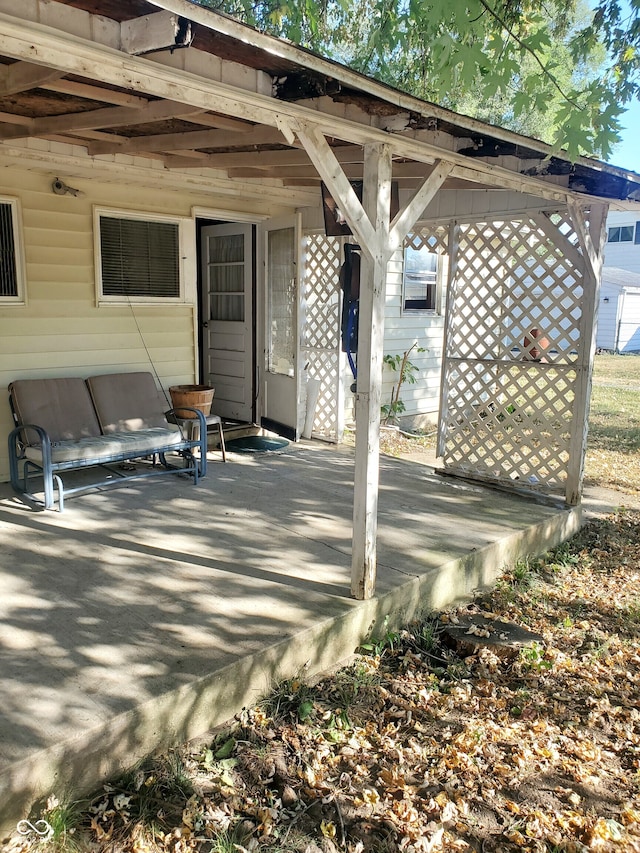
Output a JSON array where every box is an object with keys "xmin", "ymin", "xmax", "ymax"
[
  {"xmin": 439, "ymin": 216, "xmax": 585, "ymax": 496},
  {"xmin": 405, "ymin": 224, "xmax": 449, "ymax": 256},
  {"xmin": 441, "ymin": 360, "xmax": 576, "ymax": 489},
  {"xmin": 301, "ymin": 234, "xmax": 342, "ymax": 440}
]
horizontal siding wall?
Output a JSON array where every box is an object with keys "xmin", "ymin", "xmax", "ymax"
[
  {"xmin": 596, "ymin": 286, "xmax": 620, "ymax": 350},
  {"xmin": 343, "ymin": 249, "xmax": 446, "ymax": 428},
  {"xmin": 381, "ymin": 250, "xmax": 445, "ymax": 424},
  {"xmin": 417, "ymin": 189, "xmax": 550, "ymax": 221},
  {"xmin": 0, "ymin": 168, "xmax": 213, "ymax": 482},
  {"xmin": 603, "ymin": 211, "xmax": 640, "ymax": 274},
  {"xmin": 603, "ymin": 242, "xmax": 640, "ymax": 274}
]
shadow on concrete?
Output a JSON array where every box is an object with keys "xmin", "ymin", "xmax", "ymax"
[{"xmin": 0, "ymin": 442, "xmax": 581, "ymax": 830}]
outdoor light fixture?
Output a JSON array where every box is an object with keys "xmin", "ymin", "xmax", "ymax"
[{"xmin": 51, "ymin": 178, "xmax": 83, "ymax": 197}]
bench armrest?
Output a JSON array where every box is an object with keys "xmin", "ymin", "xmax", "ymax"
[
  {"xmin": 164, "ymin": 407, "xmax": 208, "ymax": 477},
  {"xmin": 8, "ymin": 423, "xmax": 54, "ymax": 490}
]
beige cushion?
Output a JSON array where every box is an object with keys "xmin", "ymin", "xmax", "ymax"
[
  {"xmin": 87, "ymin": 372, "xmax": 177, "ymax": 434},
  {"xmin": 25, "ymin": 428, "xmax": 185, "ymax": 465},
  {"xmin": 9, "ymin": 378, "xmax": 101, "ymax": 443}
]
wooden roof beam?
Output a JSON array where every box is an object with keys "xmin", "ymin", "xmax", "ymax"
[
  {"xmin": 88, "ymin": 126, "xmax": 291, "ymax": 156},
  {"xmin": 0, "ymin": 99, "xmax": 210, "ymax": 141},
  {"xmin": 43, "ymin": 79, "xmax": 150, "ymax": 108},
  {"xmin": 226, "ymin": 160, "xmax": 440, "ymax": 180},
  {"xmin": 42, "ymin": 82, "xmax": 249, "ymax": 134},
  {"xmin": 0, "ymin": 61, "xmax": 65, "ymax": 96},
  {"xmin": 161, "ymin": 154, "xmax": 217, "ymax": 168},
  {"xmin": 0, "ymin": 12, "xmax": 592, "ymax": 204},
  {"xmin": 282, "ymin": 176, "xmax": 494, "ymax": 190},
  {"xmin": 167, "ymin": 113, "xmax": 255, "ymax": 132},
  {"xmin": 162, "ymin": 144, "xmax": 362, "ymax": 170},
  {"xmin": 45, "ymin": 79, "xmax": 255, "ymax": 133}
]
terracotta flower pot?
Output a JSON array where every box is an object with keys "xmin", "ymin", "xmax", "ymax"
[{"xmin": 523, "ymin": 328, "xmax": 548, "ymax": 361}]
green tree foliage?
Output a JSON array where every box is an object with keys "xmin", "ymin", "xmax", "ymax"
[{"xmin": 196, "ymin": 0, "xmax": 640, "ymax": 161}]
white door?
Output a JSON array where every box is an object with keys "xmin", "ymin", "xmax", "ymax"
[
  {"xmin": 201, "ymin": 223, "xmax": 253, "ymax": 422},
  {"xmin": 260, "ymin": 214, "xmax": 301, "ymax": 439}
]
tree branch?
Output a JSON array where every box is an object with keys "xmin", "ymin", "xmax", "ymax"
[{"xmin": 475, "ymin": 0, "xmax": 583, "ymax": 109}]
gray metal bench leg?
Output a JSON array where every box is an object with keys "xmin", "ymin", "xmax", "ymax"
[{"xmin": 53, "ymin": 474, "xmax": 64, "ymax": 512}]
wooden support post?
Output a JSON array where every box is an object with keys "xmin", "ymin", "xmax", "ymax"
[
  {"xmin": 565, "ymin": 200, "xmax": 608, "ymax": 505},
  {"xmin": 295, "ymin": 128, "xmax": 451, "ymax": 599},
  {"xmin": 437, "ymin": 221, "xmax": 460, "ymax": 458},
  {"xmin": 351, "ymin": 143, "xmax": 393, "ymax": 599}
]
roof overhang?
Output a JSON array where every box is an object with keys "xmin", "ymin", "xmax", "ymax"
[{"xmin": 0, "ymin": 0, "xmax": 638, "ymax": 210}]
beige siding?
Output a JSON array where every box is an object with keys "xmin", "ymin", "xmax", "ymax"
[{"xmin": 0, "ymin": 168, "xmax": 214, "ymax": 482}]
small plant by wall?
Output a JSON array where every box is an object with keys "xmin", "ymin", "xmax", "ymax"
[{"xmin": 381, "ymin": 342, "xmax": 426, "ymax": 424}]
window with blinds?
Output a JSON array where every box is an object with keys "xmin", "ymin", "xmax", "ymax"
[
  {"xmin": 98, "ymin": 213, "xmax": 181, "ymax": 300},
  {"xmin": 0, "ymin": 200, "xmax": 20, "ymax": 300}
]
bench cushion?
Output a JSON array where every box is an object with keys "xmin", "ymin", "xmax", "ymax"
[
  {"xmin": 24, "ymin": 427, "xmax": 185, "ymax": 465},
  {"xmin": 86, "ymin": 372, "xmax": 176, "ymax": 434},
  {"xmin": 9, "ymin": 378, "xmax": 102, "ymax": 443}
]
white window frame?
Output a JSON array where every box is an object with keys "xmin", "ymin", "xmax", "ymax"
[
  {"xmin": 94, "ymin": 207, "xmax": 188, "ymax": 305},
  {"xmin": 0, "ymin": 196, "xmax": 26, "ymax": 305},
  {"xmin": 401, "ymin": 244, "xmax": 443, "ymax": 316}
]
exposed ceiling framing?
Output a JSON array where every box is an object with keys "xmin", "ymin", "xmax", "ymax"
[{"xmin": 0, "ymin": 0, "xmax": 638, "ymax": 206}]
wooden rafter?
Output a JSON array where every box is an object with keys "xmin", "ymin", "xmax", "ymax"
[
  {"xmin": 87, "ymin": 125, "xmax": 283, "ymax": 156},
  {"xmin": 0, "ymin": 12, "xmax": 585, "ymax": 204},
  {"xmin": 43, "ymin": 79, "xmax": 149, "ymax": 108},
  {"xmin": 0, "ymin": 112, "xmax": 31, "ymax": 127},
  {"xmin": 0, "ymin": 99, "xmax": 210, "ymax": 140},
  {"xmin": 225, "ymin": 161, "xmax": 438, "ymax": 180},
  {"xmin": 121, "ymin": 10, "xmax": 192, "ymax": 56},
  {"xmin": 163, "ymin": 144, "xmax": 363, "ymax": 170},
  {"xmin": 0, "ymin": 61, "xmax": 65, "ymax": 96}
]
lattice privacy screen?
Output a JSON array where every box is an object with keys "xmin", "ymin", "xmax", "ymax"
[
  {"xmin": 404, "ymin": 224, "xmax": 450, "ymax": 259},
  {"xmin": 300, "ymin": 233, "xmax": 343, "ymax": 441},
  {"xmin": 437, "ymin": 215, "xmax": 585, "ymax": 497}
]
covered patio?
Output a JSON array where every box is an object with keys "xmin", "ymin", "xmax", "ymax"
[
  {"xmin": 0, "ymin": 443, "xmax": 581, "ymax": 831},
  {"xmin": 2, "ymin": 0, "xmax": 640, "ymax": 833}
]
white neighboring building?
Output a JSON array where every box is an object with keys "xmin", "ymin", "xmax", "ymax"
[
  {"xmin": 599, "ymin": 212, "xmax": 640, "ymax": 352},
  {"xmin": 604, "ymin": 211, "xmax": 640, "ymax": 273},
  {"xmin": 597, "ymin": 267, "xmax": 640, "ymax": 353}
]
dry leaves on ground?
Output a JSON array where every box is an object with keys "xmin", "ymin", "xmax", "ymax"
[{"xmin": 5, "ymin": 512, "xmax": 640, "ymax": 853}]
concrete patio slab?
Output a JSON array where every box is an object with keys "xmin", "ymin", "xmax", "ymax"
[{"xmin": 0, "ymin": 442, "xmax": 583, "ymax": 834}]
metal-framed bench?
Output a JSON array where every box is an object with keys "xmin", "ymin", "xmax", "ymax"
[{"xmin": 7, "ymin": 372, "xmax": 208, "ymax": 511}]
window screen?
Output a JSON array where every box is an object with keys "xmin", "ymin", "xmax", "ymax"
[
  {"xmin": 100, "ymin": 215, "xmax": 180, "ymax": 298},
  {"xmin": 267, "ymin": 226, "xmax": 296, "ymax": 375},
  {"xmin": 0, "ymin": 202, "xmax": 18, "ymax": 298}
]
